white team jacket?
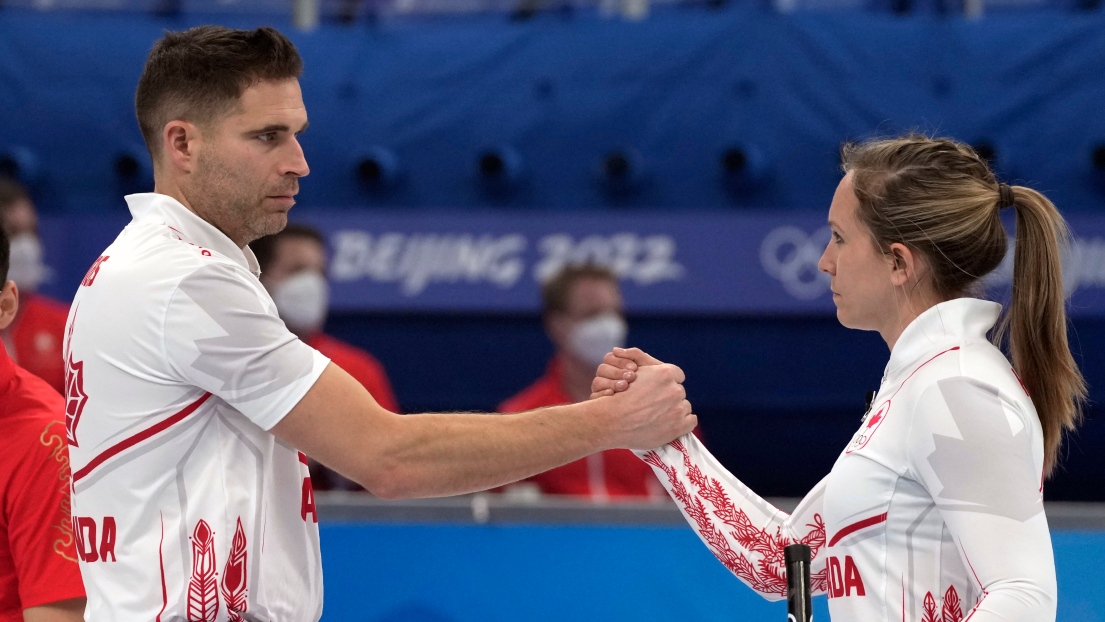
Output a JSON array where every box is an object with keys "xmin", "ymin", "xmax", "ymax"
[
  {"xmin": 65, "ymin": 194, "xmax": 330, "ymax": 621},
  {"xmin": 639, "ymin": 298, "xmax": 1056, "ymax": 621}
]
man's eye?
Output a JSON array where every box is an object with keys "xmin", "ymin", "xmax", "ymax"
[{"xmin": 258, "ymin": 132, "xmax": 277, "ymax": 143}]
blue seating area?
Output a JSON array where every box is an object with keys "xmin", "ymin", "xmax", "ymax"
[{"xmin": 3, "ymin": 5, "xmax": 1105, "ymax": 214}]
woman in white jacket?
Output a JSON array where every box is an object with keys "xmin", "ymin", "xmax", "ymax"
[{"xmin": 594, "ymin": 135, "xmax": 1084, "ymax": 622}]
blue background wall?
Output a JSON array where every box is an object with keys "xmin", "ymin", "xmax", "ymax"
[
  {"xmin": 3, "ymin": 6, "xmax": 1104, "ymax": 500},
  {"xmin": 3, "ymin": 6, "xmax": 1105, "ymax": 214}
]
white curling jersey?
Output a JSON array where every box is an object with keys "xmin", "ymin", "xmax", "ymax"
[
  {"xmin": 64, "ymin": 193, "xmax": 331, "ymax": 621},
  {"xmin": 641, "ymin": 298, "xmax": 1056, "ymax": 621}
]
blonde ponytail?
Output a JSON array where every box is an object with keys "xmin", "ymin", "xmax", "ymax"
[{"xmin": 997, "ymin": 186, "xmax": 1086, "ymax": 476}]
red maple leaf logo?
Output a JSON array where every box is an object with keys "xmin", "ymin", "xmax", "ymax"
[
  {"xmin": 64, "ymin": 353, "xmax": 88, "ymax": 447},
  {"xmin": 866, "ymin": 409, "xmax": 884, "ymax": 428}
]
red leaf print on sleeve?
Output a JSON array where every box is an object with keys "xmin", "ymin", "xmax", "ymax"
[
  {"xmin": 642, "ymin": 451, "xmax": 758, "ymax": 584},
  {"xmin": 187, "ymin": 520, "xmax": 220, "ymax": 622},
  {"xmin": 644, "ymin": 443, "xmax": 828, "ymax": 598},
  {"xmin": 221, "ymin": 517, "xmax": 249, "ymax": 622}
]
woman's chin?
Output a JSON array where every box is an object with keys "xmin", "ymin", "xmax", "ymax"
[{"xmin": 835, "ymin": 307, "xmax": 859, "ymax": 330}]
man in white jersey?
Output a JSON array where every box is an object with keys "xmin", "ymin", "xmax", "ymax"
[{"xmin": 64, "ymin": 26, "xmax": 695, "ymax": 621}]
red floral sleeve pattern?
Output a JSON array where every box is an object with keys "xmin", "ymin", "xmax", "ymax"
[{"xmin": 643, "ymin": 438, "xmax": 827, "ymax": 598}]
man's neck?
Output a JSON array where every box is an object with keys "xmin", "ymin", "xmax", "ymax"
[
  {"xmin": 152, "ymin": 181, "xmax": 247, "ymax": 249},
  {"xmin": 153, "ymin": 179, "xmax": 191, "ymax": 213}
]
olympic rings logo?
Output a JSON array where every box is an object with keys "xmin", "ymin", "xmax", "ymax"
[{"xmin": 759, "ymin": 225, "xmax": 832, "ymax": 300}]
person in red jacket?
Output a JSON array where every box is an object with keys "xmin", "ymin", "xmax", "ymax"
[
  {"xmin": 499, "ymin": 264, "xmax": 664, "ymax": 501},
  {"xmin": 252, "ymin": 223, "xmax": 399, "ymax": 490},
  {"xmin": 0, "ymin": 179, "xmax": 68, "ymax": 394},
  {"xmin": 0, "ymin": 227, "xmax": 86, "ymax": 622}
]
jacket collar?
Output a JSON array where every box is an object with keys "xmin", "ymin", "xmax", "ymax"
[
  {"xmin": 124, "ymin": 193, "xmax": 261, "ymax": 277},
  {"xmin": 884, "ymin": 297, "xmax": 1002, "ymax": 379}
]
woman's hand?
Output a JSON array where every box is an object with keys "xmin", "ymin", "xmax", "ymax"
[{"xmin": 590, "ymin": 347, "xmax": 665, "ymax": 399}]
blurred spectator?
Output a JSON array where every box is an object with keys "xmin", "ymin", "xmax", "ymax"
[
  {"xmin": 499, "ymin": 264, "xmax": 664, "ymax": 501},
  {"xmin": 0, "ymin": 179, "xmax": 67, "ymax": 394},
  {"xmin": 0, "ymin": 226, "xmax": 86, "ymax": 621},
  {"xmin": 253, "ymin": 223, "xmax": 399, "ymax": 491}
]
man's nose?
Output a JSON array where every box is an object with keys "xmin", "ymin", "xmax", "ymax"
[{"xmin": 283, "ymin": 138, "xmax": 310, "ymax": 178}]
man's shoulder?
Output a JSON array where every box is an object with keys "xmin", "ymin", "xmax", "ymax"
[
  {"xmin": 3, "ymin": 364, "xmax": 63, "ymax": 408},
  {"xmin": 12, "ymin": 294, "xmax": 69, "ymax": 337},
  {"xmin": 85, "ymin": 226, "xmax": 253, "ymax": 300},
  {"xmin": 0, "ymin": 366, "xmax": 65, "ymax": 439}
]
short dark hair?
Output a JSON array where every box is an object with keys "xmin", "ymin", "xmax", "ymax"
[
  {"xmin": 252, "ymin": 223, "xmax": 325, "ymax": 274},
  {"xmin": 0, "ymin": 225, "xmax": 9, "ymax": 284},
  {"xmin": 541, "ymin": 264, "xmax": 619, "ymax": 316},
  {"xmin": 0, "ymin": 177, "xmax": 30, "ymax": 214},
  {"xmin": 135, "ymin": 25, "xmax": 303, "ymax": 161}
]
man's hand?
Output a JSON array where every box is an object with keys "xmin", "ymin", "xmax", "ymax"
[
  {"xmin": 590, "ymin": 347, "xmax": 664, "ymax": 399},
  {"xmin": 601, "ymin": 362, "xmax": 695, "ymax": 450}
]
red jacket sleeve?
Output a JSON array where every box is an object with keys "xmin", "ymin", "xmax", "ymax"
[{"xmin": 6, "ymin": 418, "xmax": 85, "ymax": 609}]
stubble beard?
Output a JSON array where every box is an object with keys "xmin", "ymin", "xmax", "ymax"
[{"xmin": 193, "ymin": 150, "xmax": 272, "ymax": 246}]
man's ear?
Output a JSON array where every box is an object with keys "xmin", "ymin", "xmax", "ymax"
[
  {"xmin": 887, "ymin": 242, "xmax": 917, "ymax": 288},
  {"xmin": 162, "ymin": 121, "xmax": 201, "ymax": 174},
  {"xmin": 0, "ymin": 280, "xmax": 20, "ymax": 331}
]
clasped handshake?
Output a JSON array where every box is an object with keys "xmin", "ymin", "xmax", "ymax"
[{"xmin": 588, "ymin": 347, "xmax": 697, "ymax": 450}]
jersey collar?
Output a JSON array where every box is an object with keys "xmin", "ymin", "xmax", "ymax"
[
  {"xmin": 124, "ymin": 193, "xmax": 261, "ymax": 277},
  {"xmin": 884, "ymin": 297, "xmax": 1002, "ymax": 379}
]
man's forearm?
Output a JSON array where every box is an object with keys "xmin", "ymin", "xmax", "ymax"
[
  {"xmin": 352, "ymin": 401, "xmax": 610, "ymax": 499},
  {"xmin": 274, "ymin": 362, "xmax": 692, "ymax": 499}
]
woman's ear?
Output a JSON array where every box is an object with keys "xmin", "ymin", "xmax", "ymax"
[{"xmin": 887, "ymin": 242, "xmax": 916, "ymax": 287}]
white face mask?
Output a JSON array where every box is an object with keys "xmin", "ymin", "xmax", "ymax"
[
  {"xmin": 271, "ymin": 271, "xmax": 329, "ymax": 334},
  {"xmin": 7, "ymin": 233, "xmax": 50, "ymax": 292},
  {"xmin": 567, "ymin": 312, "xmax": 628, "ymax": 369}
]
